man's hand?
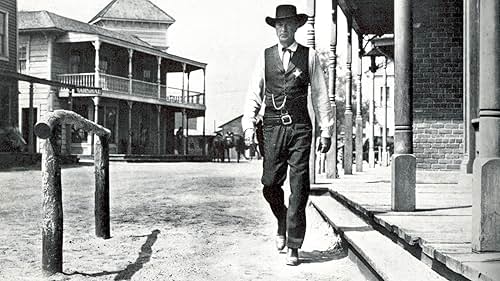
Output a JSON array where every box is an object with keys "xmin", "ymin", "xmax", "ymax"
[
  {"xmin": 317, "ymin": 137, "xmax": 331, "ymax": 153},
  {"xmin": 244, "ymin": 128, "xmax": 255, "ymax": 147}
]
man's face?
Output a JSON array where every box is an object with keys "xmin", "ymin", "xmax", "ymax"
[{"xmin": 275, "ymin": 18, "xmax": 299, "ymax": 46}]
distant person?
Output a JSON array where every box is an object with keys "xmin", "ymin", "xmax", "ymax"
[{"xmin": 242, "ymin": 5, "xmax": 334, "ymax": 266}]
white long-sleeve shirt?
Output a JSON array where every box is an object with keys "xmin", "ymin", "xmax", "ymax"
[{"xmin": 242, "ymin": 41, "xmax": 334, "ymax": 138}]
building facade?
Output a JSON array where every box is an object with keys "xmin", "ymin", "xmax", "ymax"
[
  {"xmin": 17, "ymin": 0, "xmax": 207, "ymax": 156},
  {"xmin": 0, "ymin": 0, "xmax": 19, "ymax": 150}
]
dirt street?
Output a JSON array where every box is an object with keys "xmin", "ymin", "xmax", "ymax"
[{"xmin": 0, "ymin": 160, "xmax": 368, "ymax": 281}]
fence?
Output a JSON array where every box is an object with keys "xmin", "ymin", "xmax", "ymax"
[{"xmin": 34, "ymin": 110, "xmax": 111, "ymax": 275}]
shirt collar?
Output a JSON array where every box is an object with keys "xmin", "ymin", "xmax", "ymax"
[{"xmin": 278, "ymin": 41, "xmax": 298, "ymax": 56}]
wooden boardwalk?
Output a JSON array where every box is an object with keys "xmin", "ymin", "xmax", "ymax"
[{"xmin": 313, "ymin": 165, "xmax": 500, "ymax": 281}]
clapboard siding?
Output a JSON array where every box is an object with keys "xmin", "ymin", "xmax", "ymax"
[
  {"xmin": 0, "ymin": 0, "xmax": 17, "ymax": 72},
  {"xmin": 27, "ymin": 34, "xmax": 49, "ymax": 79}
]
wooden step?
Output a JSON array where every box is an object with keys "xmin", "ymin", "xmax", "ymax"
[{"xmin": 311, "ymin": 195, "xmax": 448, "ymax": 281}]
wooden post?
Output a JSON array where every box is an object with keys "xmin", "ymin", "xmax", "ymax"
[
  {"xmin": 203, "ymin": 68, "xmax": 206, "ymax": 105},
  {"xmin": 382, "ymin": 58, "xmax": 389, "ymax": 166},
  {"xmin": 369, "ymin": 58, "xmax": 376, "ymax": 168},
  {"xmin": 392, "ymin": 0, "xmax": 416, "ymax": 211},
  {"xmin": 41, "ymin": 122, "xmax": 63, "ymax": 274},
  {"xmin": 157, "ymin": 105, "xmax": 161, "ymax": 154},
  {"xmin": 65, "ymin": 89, "xmax": 73, "ymax": 155},
  {"xmin": 307, "ymin": 0, "xmax": 317, "ymax": 183},
  {"xmin": 157, "ymin": 56, "xmax": 162, "ymax": 99},
  {"xmin": 28, "ymin": 83, "xmax": 34, "ymax": 154},
  {"xmin": 93, "ymin": 40, "xmax": 101, "ymax": 88},
  {"xmin": 355, "ymin": 36, "xmax": 364, "ymax": 172},
  {"xmin": 94, "ymin": 135, "xmax": 110, "ymax": 239},
  {"xmin": 187, "ymin": 72, "xmax": 191, "ymax": 103},
  {"xmin": 128, "ymin": 49, "xmax": 133, "ymax": 95},
  {"xmin": 326, "ymin": 0, "xmax": 338, "ymax": 179},
  {"xmin": 181, "ymin": 63, "xmax": 186, "ymax": 103},
  {"xmin": 344, "ymin": 17, "xmax": 353, "ymax": 175},
  {"xmin": 462, "ymin": 0, "xmax": 480, "ymax": 174},
  {"xmin": 36, "ymin": 110, "xmax": 112, "ymax": 274},
  {"xmin": 127, "ymin": 101, "xmax": 133, "ymax": 155},
  {"xmin": 472, "ymin": 0, "xmax": 500, "ymax": 252}
]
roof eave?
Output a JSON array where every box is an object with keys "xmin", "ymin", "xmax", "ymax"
[{"xmin": 90, "ymin": 16, "xmax": 175, "ymax": 25}]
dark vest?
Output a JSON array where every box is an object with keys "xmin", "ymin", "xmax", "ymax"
[{"xmin": 264, "ymin": 44, "xmax": 310, "ymax": 123}]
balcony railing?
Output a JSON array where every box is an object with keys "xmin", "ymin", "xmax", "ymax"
[
  {"xmin": 58, "ymin": 73, "xmax": 95, "ymax": 88},
  {"xmin": 101, "ymin": 73, "xmax": 128, "ymax": 93},
  {"xmin": 56, "ymin": 73, "xmax": 204, "ymax": 106}
]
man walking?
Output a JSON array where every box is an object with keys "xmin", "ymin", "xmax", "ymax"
[{"xmin": 242, "ymin": 4, "xmax": 334, "ymax": 266}]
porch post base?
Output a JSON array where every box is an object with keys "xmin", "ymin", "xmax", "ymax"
[
  {"xmin": 391, "ymin": 154, "xmax": 416, "ymax": 211},
  {"xmin": 472, "ymin": 158, "xmax": 500, "ymax": 252}
]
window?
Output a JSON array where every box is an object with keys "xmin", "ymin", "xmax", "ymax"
[
  {"xmin": 143, "ymin": 69, "xmax": 151, "ymax": 81},
  {"xmin": 18, "ymin": 45, "xmax": 27, "ymax": 73},
  {"xmin": 0, "ymin": 11, "xmax": 7, "ymax": 58},
  {"xmin": 99, "ymin": 57, "xmax": 108, "ymax": 74}
]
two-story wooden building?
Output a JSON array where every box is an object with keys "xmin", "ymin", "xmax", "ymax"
[
  {"xmin": 18, "ymin": 0, "xmax": 207, "ymax": 156},
  {"xmin": 0, "ymin": 0, "xmax": 19, "ymax": 152}
]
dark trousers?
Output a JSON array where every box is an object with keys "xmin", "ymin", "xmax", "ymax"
[{"xmin": 261, "ymin": 122, "xmax": 312, "ymax": 249}]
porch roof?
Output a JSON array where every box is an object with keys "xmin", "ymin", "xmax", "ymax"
[
  {"xmin": 337, "ymin": 0, "xmax": 393, "ymax": 35},
  {"xmin": 18, "ymin": 11, "xmax": 206, "ymax": 71}
]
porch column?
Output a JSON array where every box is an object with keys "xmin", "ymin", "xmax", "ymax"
[
  {"xmin": 326, "ymin": 0, "xmax": 338, "ymax": 179},
  {"xmin": 472, "ymin": 0, "xmax": 500, "ymax": 252},
  {"xmin": 462, "ymin": 0, "xmax": 480, "ymax": 173},
  {"xmin": 28, "ymin": 83, "xmax": 34, "ymax": 154},
  {"xmin": 382, "ymin": 57, "xmax": 389, "ymax": 166},
  {"xmin": 202, "ymin": 68, "xmax": 207, "ymax": 155},
  {"xmin": 369, "ymin": 57, "xmax": 376, "ymax": 168},
  {"xmin": 127, "ymin": 101, "xmax": 133, "ymax": 154},
  {"xmin": 307, "ymin": 0, "xmax": 317, "ymax": 183},
  {"xmin": 93, "ymin": 40, "xmax": 101, "ymax": 88},
  {"xmin": 65, "ymin": 89, "xmax": 73, "ymax": 155},
  {"xmin": 344, "ymin": 17, "xmax": 353, "ymax": 175},
  {"xmin": 128, "ymin": 49, "xmax": 133, "ymax": 95},
  {"xmin": 157, "ymin": 56, "xmax": 162, "ymax": 99},
  {"xmin": 203, "ymin": 68, "xmax": 206, "ymax": 105},
  {"xmin": 156, "ymin": 105, "xmax": 161, "ymax": 155},
  {"xmin": 355, "ymin": 36, "xmax": 364, "ymax": 172},
  {"xmin": 92, "ymin": 97, "xmax": 101, "ymax": 156},
  {"xmin": 181, "ymin": 63, "xmax": 187, "ymax": 103},
  {"xmin": 187, "ymin": 72, "xmax": 191, "ymax": 103},
  {"xmin": 182, "ymin": 109, "xmax": 188, "ymax": 155},
  {"xmin": 392, "ymin": 0, "xmax": 416, "ymax": 211}
]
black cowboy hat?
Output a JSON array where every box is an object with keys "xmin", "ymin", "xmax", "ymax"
[{"xmin": 265, "ymin": 5, "xmax": 308, "ymax": 27}]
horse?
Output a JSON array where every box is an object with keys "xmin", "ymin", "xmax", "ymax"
[
  {"xmin": 222, "ymin": 132, "xmax": 247, "ymax": 163},
  {"xmin": 211, "ymin": 133, "xmax": 225, "ymax": 162}
]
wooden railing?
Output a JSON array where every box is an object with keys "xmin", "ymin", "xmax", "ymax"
[
  {"xmin": 56, "ymin": 74, "xmax": 205, "ymax": 106},
  {"xmin": 57, "ymin": 73, "xmax": 95, "ymax": 88},
  {"xmin": 132, "ymin": 79, "xmax": 157, "ymax": 98},
  {"xmin": 100, "ymin": 73, "xmax": 129, "ymax": 93},
  {"xmin": 34, "ymin": 110, "xmax": 111, "ymax": 275}
]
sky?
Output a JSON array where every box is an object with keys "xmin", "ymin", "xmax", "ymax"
[{"xmin": 17, "ymin": 0, "xmax": 352, "ymax": 133}]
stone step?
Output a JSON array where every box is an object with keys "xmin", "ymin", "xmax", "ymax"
[{"xmin": 310, "ymin": 195, "xmax": 448, "ymax": 281}]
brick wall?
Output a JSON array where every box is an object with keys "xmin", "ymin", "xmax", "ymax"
[{"xmin": 412, "ymin": 0, "xmax": 463, "ymax": 170}]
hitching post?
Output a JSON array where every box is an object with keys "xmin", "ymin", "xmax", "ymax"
[{"xmin": 35, "ymin": 110, "xmax": 111, "ymax": 274}]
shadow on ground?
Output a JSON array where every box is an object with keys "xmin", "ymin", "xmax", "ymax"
[
  {"xmin": 300, "ymin": 247, "xmax": 347, "ymax": 264},
  {"xmin": 64, "ymin": 229, "xmax": 160, "ymax": 280}
]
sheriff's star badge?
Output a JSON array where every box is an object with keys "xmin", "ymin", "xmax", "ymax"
[{"xmin": 293, "ymin": 69, "xmax": 302, "ymax": 78}]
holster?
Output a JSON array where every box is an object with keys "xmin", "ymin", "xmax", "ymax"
[{"xmin": 255, "ymin": 120, "xmax": 265, "ymax": 158}]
